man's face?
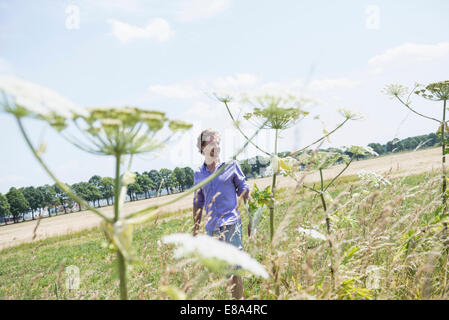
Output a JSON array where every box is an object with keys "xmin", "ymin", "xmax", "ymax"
[{"xmin": 202, "ymin": 136, "xmax": 221, "ymax": 165}]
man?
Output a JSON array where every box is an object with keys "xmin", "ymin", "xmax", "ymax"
[{"xmin": 192, "ymin": 129, "xmax": 250, "ymax": 300}]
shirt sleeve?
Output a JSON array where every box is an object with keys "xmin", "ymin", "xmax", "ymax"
[
  {"xmin": 233, "ymin": 161, "xmax": 250, "ymax": 197},
  {"xmin": 193, "ymin": 172, "xmax": 205, "ymax": 208}
]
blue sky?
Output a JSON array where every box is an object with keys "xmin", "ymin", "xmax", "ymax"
[{"xmin": 1, "ymin": 0, "xmax": 449, "ymax": 193}]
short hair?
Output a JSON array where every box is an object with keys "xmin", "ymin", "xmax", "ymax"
[{"xmin": 197, "ymin": 129, "xmax": 221, "ymax": 154}]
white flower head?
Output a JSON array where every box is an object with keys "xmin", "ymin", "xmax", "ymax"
[
  {"xmin": 344, "ymin": 145, "xmax": 379, "ymax": 157},
  {"xmin": 0, "ymin": 75, "xmax": 88, "ymax": 118},
  {"xmin": 122, "ymin": 171, "xmax": 136, "ymax": 185},
  {"xmin": 358, "ymin": 169, "xmax": 391, "ymax": 188},
  {"xmin": 162, "ymin": 233, "xmax": 269, "ymax": 279}
]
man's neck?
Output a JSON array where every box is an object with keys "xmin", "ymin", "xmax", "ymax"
[{"xmin": 206, "ymin": 159, "xmax": 220, "ymax": 173}]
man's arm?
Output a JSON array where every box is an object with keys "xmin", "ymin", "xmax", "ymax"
[{"xmin": 193, "ymin": 205, "xmax": 203, "ymax": 236}]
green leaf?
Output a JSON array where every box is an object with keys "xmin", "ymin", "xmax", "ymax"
[{"xmin": 342, "ymin": 246, "xmax": 359, "ymax": 265}]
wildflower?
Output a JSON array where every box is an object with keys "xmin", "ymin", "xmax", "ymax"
[
  {"xmin": 338, "ymin": 108, "xmax": 363, "ymax": 121},
  {"xmin": 122, "ymin": 171, "xmax": 136, "ymax": 185},
  {"xmin": 358, "ymin": 169, "xmax": 391, "ymax": 188},
  {"xmin": 344, "ymin": 145, "xmax": 379, "ymax": 157},
  {"xmin": 415, "ymin": 80, "xmax": 449, "ymax": 101},
  {"xmin": 382, "ymin": 84, "xmax": 409, "ymax": 98},
  {"xmin": 298, "ymin": 151, "xmax": 345, "ymax": 171},
  {"xmin": 0, "ymin": 75, "xmax": 88, "ymax": 119},
  {"xmin": 241, "ymin": 94, "xmax": 310, "ymax": 130},
  {"xmin": 162, "ymin": 233, "xmax": 269, "ymax": 279}
]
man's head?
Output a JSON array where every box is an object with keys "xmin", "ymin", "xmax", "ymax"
[{"xmin": 197, "ymin": 129, "xmax": 221, "ymax": 165}]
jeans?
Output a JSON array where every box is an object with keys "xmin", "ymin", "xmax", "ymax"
[
  {"xmin": 206, "ymin": 221, "xmax": 244, "ymax": 276},
  {"xmin": 206, "ymin": 221, "xmax": 244, "ymax": 251}
]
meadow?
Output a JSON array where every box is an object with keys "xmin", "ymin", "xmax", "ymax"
[{"xmin": 1, "ymin": 169, "xmax": 447, "ymax": 300}]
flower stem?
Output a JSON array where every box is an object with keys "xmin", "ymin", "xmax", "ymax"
[
  {"xmin": 319, "ymin": 168, "xmax": 335, "ymax": 290},
  {"xmin": 288, "ymin": 118, "xmax": 350, "ymax": 158},
  {"xmin": 113, "ymin": 153, "xmax": 128, "ymax": 300},
  {"xmin": 442, "ymin": 99, "xmax": 447, "ymax": 209},
  {"xmin": 269, "ymin": 129, "xmax": 278, "ymax": 242},
  {"xmin": 114, "ymin": 154, "xmax": 121, "ymax": 222},
  {"xmin": 222, "ymin": 101, "xmax": 271, "ymax": 156},
  {"xmin": 117, "ymin": 251, "xmax": 128, "ymax": 300}
]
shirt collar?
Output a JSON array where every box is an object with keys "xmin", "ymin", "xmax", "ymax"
[{"xmin": 202, "ymin": 161, "xmax": 225, "ymax": 174}]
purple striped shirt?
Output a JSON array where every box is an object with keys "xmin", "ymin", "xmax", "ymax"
[{"xmin": 193, "ymin": 160, "xmax": 250, "ymax": 232}]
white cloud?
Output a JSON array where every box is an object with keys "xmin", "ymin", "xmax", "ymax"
[
  {"xmin": 213, "ymin": 73, "xmax": 260, "ymax": 90},
  {"xmin": 148, "ymin": 83, "xmax": 200, "ymax": 99},
  {"xmin": 107, "ymin": 18, "xmax": 174, "ymax": 43},
  {"xmin": 177, "ymin": 0, "xmax": 231, "ymax": 22},
  {"xmin": 368, "ymin": 42, "xmax": 449, "ymax": 75}
]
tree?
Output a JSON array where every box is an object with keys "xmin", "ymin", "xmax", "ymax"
[
  {"xmin": 159, "ymin": 168, "xmax": 173, "ymax": 195},
  {"xmin": 40, "ymin": 184, "xmax": 57, "ymax": 216},
  {"xmin": 239, "ymin": 160, "xmax": 252, "ymax": 178},
  {"xmin": 98, "ymin": 177, "xmax": 114, "ymax": 205},
  {"xmin": 21, "ymin": 186, "xmax": 42, "ymax": 219},
  {"xmin": 71, "ymin": 182, "xmax": 90, "ymax": 211},
  {"xmin": 88, "ymin": 175, "xmax": 103, "ymax": 207},
  {"xmin": 169, "ymin": 172, "xmax": 180, "ymax": 193},
  {"xmin": 54, "ymin": 183, "xmax": 70, "ymax": 214},
  {"xmin": 183, "ymin": 167, "xmax": 194, "ymax": 189},
  {"xmin": 127, "ymin": 182, "xmax": 142, "ymax": 201},
  {"xmin": 136, "ymin": 173, "xmax": 154, "ymax": 199},
  {"xmin": 147, "ymin": 170, "xmax": 163, "ymax": 196},
  {"xmin": 87, "ymin": 183, "xmax": 102, "ymax": 207},
  {"xmin": 368, "ymin": 143, "xmax": 384, "ymax": 156},
  {"xmin": 0, "ymin": 193, "xmax": 11, "ymax": 225},
  {"xmin": 173, "ymin": 167, "xmax": 187, "ymax": 191},
  {"xmin": 6, "ymin": 187, "xmax": 29, "ymax": 223},
  {"xmin": 88, "ymin": 175, "xmax": 101, "ymax": 187}
]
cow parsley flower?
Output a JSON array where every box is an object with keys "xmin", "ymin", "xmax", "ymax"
[
  {"xmin": 162, "ymin": 233, "xmax": 269, "ymax": 279},
  {"xmin": 415, "ymin": 80, "xmax": 449, "ymax": 101},
  {"xmin": 0, "ymin": 75, "xmax": 88, "ymax": 119},
  {"xmin": 344, "ymin": 145, "xmax": 379, "ymax": 157},
  {"xmin": 358, "ymin": 170, "xmax": 391, "ymax": 188}
]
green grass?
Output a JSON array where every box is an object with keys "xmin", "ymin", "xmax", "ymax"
[{"xmin": 1, "ymin": 169, "xmax": 448, "ymax": 300}]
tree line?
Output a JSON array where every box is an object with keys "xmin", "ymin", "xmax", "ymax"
[
  {"xmin": 0, "ymin": 167, "xmax": 194, "ymax": 224},
  {"xmin": 367, "ymin": 133, "xmax": 440, "ymax": 156}
]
